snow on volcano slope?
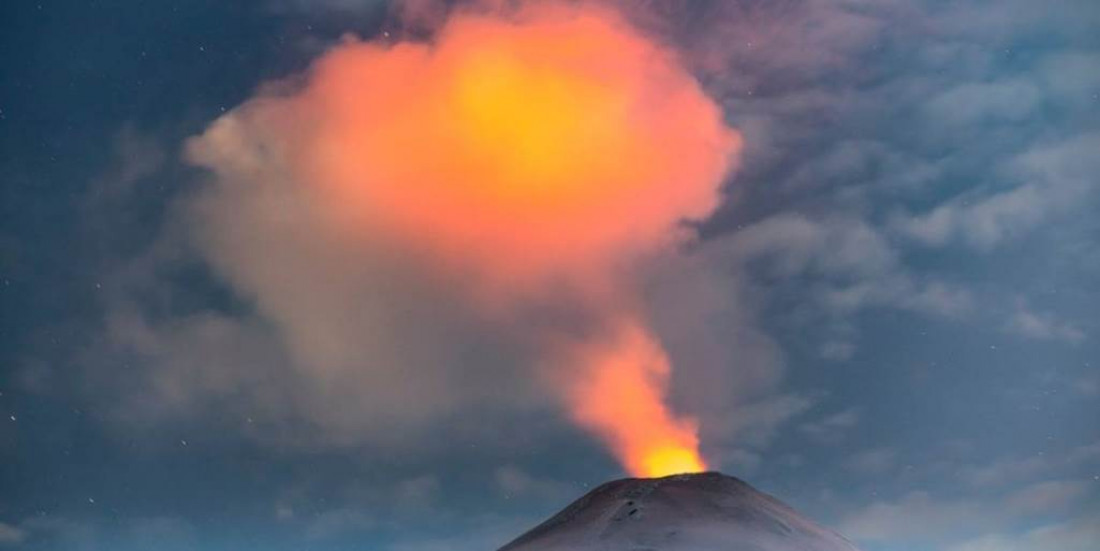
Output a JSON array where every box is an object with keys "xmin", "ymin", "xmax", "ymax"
[{"xmin": 498, "ymin": 472, "xmax": 861, "ymax": 551}]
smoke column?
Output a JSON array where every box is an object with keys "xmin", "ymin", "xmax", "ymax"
[{"xmin": 196, "ymin": 1, "xmax": 740, "ymax": 477}]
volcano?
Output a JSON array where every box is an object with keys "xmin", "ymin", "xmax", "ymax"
[{"xmin": 498, "ymin": 472, "xmax": 861, "ymax": 551}]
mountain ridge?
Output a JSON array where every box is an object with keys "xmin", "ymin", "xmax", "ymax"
[{"xmin": 498, "ymin": 471, "xmax": 861, "ymax": 551}]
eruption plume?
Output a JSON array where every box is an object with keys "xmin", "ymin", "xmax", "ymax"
[
  {"xmin": 192, "ymin": 1, "xmax": 740, "ymax": 476},
  {"xmin": 562, "ymin": 317, "xmax": 707, "ymax": 477}
]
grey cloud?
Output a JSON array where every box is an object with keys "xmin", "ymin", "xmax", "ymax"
[
  {"xmin": 819, "ymin": 340, "xmax": 857, "ymax": 362},
  {"xmin": 1074, "ymin": 377, "xmax": 1099, "ymax": 397},
  {"xmin": 964, "ymin": 455, "xmax": 1058, "ymax": 489},
  {"xmin": 121, "ymin": 518, "xmax": 198, "ymax": 550},
  {"xmin": 385, "ymin": 516, "xmax": 535, "ymax": 551},
  {"xmin": 1039, "ymin": 50, "xmax": 1100, "ymax": 107},
  {"xmin": 493, "ymin": 466, "xmax": 577, "ymax": 503},
  {"xmin": 944, "ymin": 511, "xmax": 1100, "ymax": 551},
  {"xmin": 949, "ymin": 442, "xmax": 1100, "ymax": 491},
  {"xmin": 845, "ymin": 447, "xmax": 899, "ymax": 476},
  {"xmin": 1004, "ymin": 479, "xmax": 1093, "ymax": 515},
  {"xmin": 87, "ymin": 125, "xmax": 166, "ymax": 202},
  {"xmin": 839, "ymin": 480, "xmax": 1095, "ymax": 547},
  {"xmin": 269, "ymin": 0, "xmax": 388, "ymax": 14},
  {"xmin": 16, "ymin": 517, "xmax": 99, "ymax": 551},
  {"xmin": 892, "ymin": 133, "xmax": 1100, "ymax": 250},
  {"xmin": 923, "ymin": 79, "xmax": 1042, "ymax": 126},
  {"xmin": 0, "ymin": 522, "xmax": 25, "ymax": 546},
  {"xmin": 799, "ymin": 409, "xmax": 860, "ymax": 443},
  {"xmin": 77, "ymin": 106, "xmax": 555, "ymax": 452},
  {"xmin": 643, "ymin": 242, "xmax": 792, "ymax": 456},
  {"xmin": 304, "ymin": 508, "xmax": 377, "ymax": 541},
  {"xmin": 839, "ymin": 491, "xmax": 1002, "ymax": 543},
  {"xmin": 717, "ymin": 214, "xmax": 972, "ymax": 319},
  {"xmin": 1005, "ymin": 301, "xmax": 1086, "ymax": 343}
]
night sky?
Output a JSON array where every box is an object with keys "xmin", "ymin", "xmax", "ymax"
[{"xmin": 2, "ymin": 1, "xmax": 1099, "ymax": 550}]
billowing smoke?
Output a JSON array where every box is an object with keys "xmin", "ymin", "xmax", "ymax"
[{"xmin": 187, "ymin": 0, "xmax": 740, "ymax": 476}]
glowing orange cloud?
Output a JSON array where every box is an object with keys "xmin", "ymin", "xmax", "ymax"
[{"xmin": 256, "ymin": 2, "xmax": 739, "ymax": 476}]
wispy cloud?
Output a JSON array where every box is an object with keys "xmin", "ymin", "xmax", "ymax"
[{"xmin": 1005, "ymin": 300, "xmax": 1086, "ymax": 343}]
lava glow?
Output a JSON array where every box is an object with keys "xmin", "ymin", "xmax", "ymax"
[
  {"xmin": 238, "ymin": 1, "xmax": 739, "ymax": 477},
  {"xmin": 565, "ymin": 319, "xmax": 708, "ymax": 477}
]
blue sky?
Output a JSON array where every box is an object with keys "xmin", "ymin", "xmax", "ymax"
[{"xmin": 2, "ymin": 1, "xmax": 1098, "ymax": 550}]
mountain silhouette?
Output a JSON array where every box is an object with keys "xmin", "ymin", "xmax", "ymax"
[{"xmin": 499, "ymin": 472, "xmax": 861, "ymax": 551}]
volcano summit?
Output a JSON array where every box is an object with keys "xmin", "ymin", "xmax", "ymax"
[{"xmin": 498, "ymin": 472, "xmax": 860, "ymax": 551}]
